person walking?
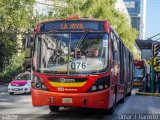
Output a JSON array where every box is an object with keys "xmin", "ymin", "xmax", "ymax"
[
  {"xmin": 154, "ymin": 73, "xmax": 158, "ymax": 93},
  {"xmin": 145, "ymin": 73, "xmax": 150, "ymax": 92}
]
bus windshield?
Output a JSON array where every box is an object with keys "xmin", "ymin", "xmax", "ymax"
[
  {"xmin": 134, "ymin": 67, "xmax": 144, "ymax": 78},
  {"xmin": 34, "ymin": 32, "xmax": 109, "ymax": 75}
]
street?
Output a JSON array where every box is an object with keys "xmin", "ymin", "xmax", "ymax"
[
  {"xmin": 1, "ymin": 85, "xmax": 160, "ymax": 120},
  {"xmin": 0, "ymin": 0, "xmax": 160, "ymax": 119}
]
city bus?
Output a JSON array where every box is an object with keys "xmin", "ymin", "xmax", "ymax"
[
  {"xmin": 31, "ymin": 15, "xmax": 134, "ymax": 114},
  {"xmin": 133, "ymin": 59, "xmax": 146, "ymax": 91}
]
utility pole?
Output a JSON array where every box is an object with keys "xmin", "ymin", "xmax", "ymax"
[
  {"xmin": 151, "ymin": 55, "xmax": 154, "ymax": 93},
  {"xmin": 151, "ymin": 42, "xmax": 159, "ymax": 93}
]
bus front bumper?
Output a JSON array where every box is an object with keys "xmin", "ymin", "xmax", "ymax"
[
  {"xmin": 31, "ymin": 88, "xmax": 112, "ymax": 109},
  {"xmin": 133, "ymin": 82, "xmax": 144, "ymax": 87}
]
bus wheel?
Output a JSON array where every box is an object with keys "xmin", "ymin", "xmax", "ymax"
[
  {"xmin": 127, "ymin": 91, "xmax": 131, "ymax": 96},
  {"xmin": 49, "ymin": 106, "xmax": 60, "ymax": 112},
  {"xmin": 120, "ymin": 93, "xmax": 125, "ymax": 103},
  {"xmin": 108, "ymin": 94, "xmax": 116, "ymax": 114},
  {"xmin": 9, "ymin": 92, "xmax": 14, "ymax": 95}
]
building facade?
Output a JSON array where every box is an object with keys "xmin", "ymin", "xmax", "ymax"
[
  {"xmin": 115, "ymin": 0, "xmax": 141, "ymax": 59},
  {"xmin": 124, "ymin": 0, "xmax": 146, "ymax": 39},
  {"xmin": 115, "ymin": 0, "xmax": 131, "ymax": 26}
]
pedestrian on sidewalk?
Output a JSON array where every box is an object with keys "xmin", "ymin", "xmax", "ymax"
[
  {"xmin": 145, "ymin": 73, "xmax": 150, "ymax": 92},
  {"xmin": 154, "ymin": 73, "xmax": 158, "ymax": 93}
]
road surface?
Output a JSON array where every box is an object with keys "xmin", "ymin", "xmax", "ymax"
[{"xmin": 0, "ymin": 85, "xmax": 160, "ymax": 120}]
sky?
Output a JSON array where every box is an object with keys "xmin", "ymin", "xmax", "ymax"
[
  {"xmin": 145, "ymin": 0, "xmax": 160, "ymax": 40},
  {"xmin": 34, "ymin": 0, "xmax": 53, "ymax": 14}
]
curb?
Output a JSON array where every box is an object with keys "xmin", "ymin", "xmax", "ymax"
[{"xmin": 135, "ymin": 92, "xmax": 160, "ymax": 97}]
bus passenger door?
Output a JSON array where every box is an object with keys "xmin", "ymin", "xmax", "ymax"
[
  {"xmin": 110, "ymin": 32, "xmax": 120, "ymax": 102},
  {"xmin": 118, "ymin": 41, "xmax": 125, "ymax": 102}
]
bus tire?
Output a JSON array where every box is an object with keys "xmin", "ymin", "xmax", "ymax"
[
  {"xmin": 120, "ymin": 93, "xmax": 125, "ymax": 103},
  {"xmin": 49, "ymin": 106, "xmax": 60, "ymax": 112},
  {"xmin": 127, "ymin": 91, "xmax": 131, "ymax": 96},
  {"xmin": 120, "ymin": 85, "xmax": 126, "ymax": 103}
]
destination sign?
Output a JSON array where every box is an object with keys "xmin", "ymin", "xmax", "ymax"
[{"xmin": 39, "ymin": 21, "xmax": 104, "ymax": 32}]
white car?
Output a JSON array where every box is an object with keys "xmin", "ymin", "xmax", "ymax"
[{"xmin": 8, "ymin": 73, "xmax": 31, "ymax": 95}]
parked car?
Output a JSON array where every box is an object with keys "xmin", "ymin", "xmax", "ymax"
[{"xmin": 8, "ymin": 72, "xmax": 31, "ymax": 95}]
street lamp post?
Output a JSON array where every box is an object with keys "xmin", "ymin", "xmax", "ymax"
[{"xmin": 151, "ymin": 56, "xmax": 154, "ymax": 93}]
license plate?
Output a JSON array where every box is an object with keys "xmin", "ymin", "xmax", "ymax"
[{"xmin": 62, "ymin": 98, "xmax": 72, "ymax": 103}]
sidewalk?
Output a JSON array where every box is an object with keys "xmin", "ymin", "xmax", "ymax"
[
  {"xmin": 0, "ymin": 82, "xmax": 8, "ymax": 86},
  {"xmin": 0, "ymin": 84, "xmax": 8, "ymax": 92},
  {"xmin": 135, "ymin": 91, "xmax": 160, "ymax": 97}
]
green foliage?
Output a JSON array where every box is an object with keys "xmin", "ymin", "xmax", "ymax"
[
  {"xmin": 0, "ymin": 52, "xmax": 25, "ymax": 82},
  {"xmin": 0, "ymin": 0, "xmax": 140, "ymax": 82},
  {"xmin": 53, "ymin": 0, "xmax": 138, "ymax": 57},
  {"xmin": 0, "ymin": 0, "xmax": 35, "ymax": 71},
  {"xmin": 0, "ymin": 0, "xmax": 35, "ymax": 32}
]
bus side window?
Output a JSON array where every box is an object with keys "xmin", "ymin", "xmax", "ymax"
[
  {"xmin": 115, "ymin": 38, "xmax": 120, "ymax": 63},
  {"xmin": 111, "ymin": 32, "xmax": 118, "ymax": 62},
  {"xmin": 120, "ymin": 42, "xmax": 124, "ymax": 84}
]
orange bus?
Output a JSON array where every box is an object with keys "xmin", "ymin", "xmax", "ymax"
[{"xmin": 31, "ymin": 16, "xmax": 134, "ymax": 114}]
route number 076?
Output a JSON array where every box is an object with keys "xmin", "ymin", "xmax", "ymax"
[{"xmin": 71, "ymin": 62, "xmax": 87, "ymax": 70}]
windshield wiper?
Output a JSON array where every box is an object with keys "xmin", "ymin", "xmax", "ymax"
[{"xmin": 76, "ymin": 30, "xmax": 89, "ymax": 49}]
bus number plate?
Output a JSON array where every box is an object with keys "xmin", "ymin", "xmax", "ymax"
[
  {"xmin": 62, "ymin": 98, "xmax": 72, "ymax": 103},
  {"xmin": 71, "ymin": 62, "xmax": 87, "ymax": 70}
]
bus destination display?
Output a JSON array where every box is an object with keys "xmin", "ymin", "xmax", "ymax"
[{"xmin": 39, "ymin": 21, "xmax": 104, "ymax": 32}]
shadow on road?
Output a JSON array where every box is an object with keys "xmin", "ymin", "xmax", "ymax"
[
  {"xmin": 0, "ymin": 92, "xmax": 31, "ymax": 110},
  {"xmin": 23, "ymin": 107, "xmax": 116, "ymax": 120}
]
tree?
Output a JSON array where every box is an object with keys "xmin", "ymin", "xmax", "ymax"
[
  {"xmin": 0, "ymin": 0, "xmax": 35, "ymax": 71},
  {"xmin": 0, "ymin": 0, "xmax": 38, "ymax": 82},
  {"xmin": 53, "ymin": 0, "xmax": 138, "ymax": 58}
]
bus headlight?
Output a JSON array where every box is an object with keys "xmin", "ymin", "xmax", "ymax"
[
  {"xmin": 35, "ymin": 83, "xmax": 41, "ymax": 89},
  {"xmin": 104, "ymin": 84, "xmax": 108, "ymax": 88},
  {"xmin": 98, "ymin": 85, "xmax": 103, "ymax": 90},
  {"xmin": 91, "ymin": 85, "xmax": 97, "ymax": 91},
  {"xmin": 41, "ymin": 84, "xmax": 48, "ymax": 90},
  {"xmin": 32, "ymin": 75, "xmax": 48, "ymax": 91},
  {"xmin": 88, "ymin": 76, "xmax": 110, "ymax": 92}
]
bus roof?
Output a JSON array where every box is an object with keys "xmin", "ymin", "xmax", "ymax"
[
  {"xmin": 38, "ymin": 16, "xmax": 108, "ymax": 24},
  {"xmin": 134, "ymin": 60, "xmax": 145, "ymax": 67}
]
